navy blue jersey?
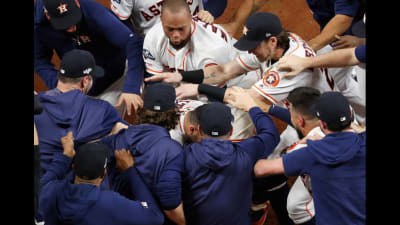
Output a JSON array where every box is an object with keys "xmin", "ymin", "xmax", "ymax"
[
  {"xmin": 355, "ymin": 44, "xmax": 366, "ymax": 63},
  {"xmin": 34, "ymin": 0, "xmax": 144, "ymax": 96}
]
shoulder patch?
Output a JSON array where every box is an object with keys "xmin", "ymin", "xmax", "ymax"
[
  {"xmin": 262, "ymin": 70, "xmax": 280, "ymax": 87},
  {"xmin": 143, "ymin": 48, "xmax": 155, "ymax": 60}
]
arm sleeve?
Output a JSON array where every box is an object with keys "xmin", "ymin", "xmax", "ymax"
[
  {"xmin": 282, "ymin": 147, "xmax": 314, "ymax": 176},
  {"xmin": 90, "ymin": 4, "xmax": 144, "ymax": 94},
  {"xmin": 155, "ymin": 151, "xmax": 184, "ymax": 210},
  {"xmin": 110, "ymin": 0, "xmax": 133, "ymax": 20},
  {"xmin": 39, "ymin": 153, "xmax": 72, "ymax": 189},
  {"xmin": 334, "ymin": 0, "xmax": 360, "ymax": 17},
  {"xmin": 268, "ymin": 105, "xmax": 294, "ymax": 127},
  {"xmin": 355, "ymin": 44, "xmax": 366, "ymax": 63},
  {"xmin": 239, "ymin": 107, "xmax": 280, "ymax": 163},
  {"xmin": 235, "ymin": 53, "xmax": 262, "ymax": 72}
]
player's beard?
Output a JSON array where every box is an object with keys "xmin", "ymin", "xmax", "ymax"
[
  {"xmin": 182, "ymin": 133, "xmax": 195, "ymax": 144},
  {"xmin": 170, "ymin": 35, "xmax": 191, "ymax": 50},
  {"xmin": 295, "ymin": 127, "xmax": 305, "ymax": 140}
]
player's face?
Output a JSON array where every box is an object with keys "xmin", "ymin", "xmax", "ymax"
[
  {"xmin": 161, "ymin": 9, "xmax": 192, "ymax": 50},
  {"xmin": 248, "ymin": 38, "xmax": 276, "ymax": 62}
]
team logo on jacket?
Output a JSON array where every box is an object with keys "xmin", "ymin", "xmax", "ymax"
[
  {"xmin": 57, "ymin": 3, "xmax": 68, "ymax": 14},
  {"xmin": 143, "ymin": 49, "xmax": 155, "ymax": 60},
  {"xmin": 262, "ymin": 70, "xmax": 280, "ymax": 87}
]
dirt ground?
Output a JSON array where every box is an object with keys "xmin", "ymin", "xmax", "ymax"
[{"xmin": 34, "ymin": 1, "xmax": 321, "ymax": 224}]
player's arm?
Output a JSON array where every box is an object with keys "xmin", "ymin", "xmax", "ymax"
[
  {"xmin": 220, "ymin": 0, "xmax": 269, "ymax": 37},
  {"xmin": 254, "ymin": 158, "xmax": 285, "ymax": 177},
  {"xmin": 110, "ymin": 0, "xmax": 134, "ymax": 21},
  {"xmin": 164, "ymin": 204, "xmax": 186, "ymax": 225},
  {"xmin": 144, "ymin": 59, "xmax": 247, "ymax": 85},
  {"xmin": 276, "ymin": 46, "xmax": 361, "ymax": 78},
  {"xmin": 307, "ymin": 14, "xmax": 354, "ymax": 52}
]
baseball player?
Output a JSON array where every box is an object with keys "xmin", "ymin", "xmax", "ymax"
[{"xmin": 110, "ymin": 0, "xmax": 211, "ymax": 37}]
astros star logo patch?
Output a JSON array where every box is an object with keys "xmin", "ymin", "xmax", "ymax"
[
  {"xmin": 262, "ymin": 70, "xmax": 280, "ymax": 87},
  {"xmin": 57, "ymin": 3, "xmax": 68, "ymax": 14}
]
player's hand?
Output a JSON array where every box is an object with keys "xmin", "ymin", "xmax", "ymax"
[
  {"xmin": 144, "ymin": 72, "xmax": 183, "ymax": 84},
  {"xmin": 351, "ymin": 122, "xmax": 366, "ymax": 133},
  {"xmin": 175, "ymin": 83, "xmax": 199, "ymax": 100},
  {"xmin": 332, "ymin": 34, "xmax": 366, "ymax": 50},
  {"xmin": 61, "ymin": 131, "xmax": 75, "ymax": 158},
  {"xmin": 115, "ymin": 93, "xmax": 143, "ymax": 116},
  {"xmin": 276, "ymin": 55, "xmax": 309, "ymax": 78},
  {"xmin": 298, "ymin": 133, "xmax": 324, "ymax": 144},
  {"xmin": 225, "ymin": 86, "xmax": 258, "ymax": 111},
  {"xmin": 197, "ymin": 10, "xmax": 214, "ymax": 24},
  {"xmin": 115, "ymin": 148, "xmax": 134, "ymax": 173}
]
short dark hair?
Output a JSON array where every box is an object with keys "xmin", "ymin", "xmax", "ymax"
[
  {"xmin": 287, "ymin": 87, "xmax": 321, "ymax": 119},
  {"xmin": 135, "ymin": 108, "xmax": 179, "ymax": 131},
  {"xmin": 57, "ymin": 73, "xmax": 85, "ymax": 84},
  {"xmin": 161, "ymin": 0, "xmax": 190, "ymax": 14},
  {"xmin": 266, "ymin": 30, "xmax": 290, "ymax": 51}
]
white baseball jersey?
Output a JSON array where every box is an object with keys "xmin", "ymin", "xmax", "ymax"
[
  {"xmin": 285, "ymin": 126, "xmax": 324, "ymax": 224},
  {"xmin": 236, "ymin": 33, "xmax": 338, "ymax": 106},
  {"xmin": 143, "ymin": 18, "xmax": 238, "ymax": 87},
  {"xmin": 111, "ymin": 0, "xmax": 203, "ymax": 36},
  {"xmin": 169, "ymin": 99, "xmax": 256, "ymax": 145}
]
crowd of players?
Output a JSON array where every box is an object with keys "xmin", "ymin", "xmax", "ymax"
[{"xmin": 34, "ymin": 0, "xmax": 366, "ymax": 225}]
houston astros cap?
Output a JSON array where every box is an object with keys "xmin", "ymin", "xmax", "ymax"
[
  {"xmin": 43, "ymin": 0, "xmax": 82, "ymax": 30},
  {"xmin": 59, "ymin": 49, "xmax": 104, "ymax": 78},
  {"xmin": 143, "ymin": 83, "xmax": 177, "ymax": 112},
  {"xmin": 234, "ymin": 12, "xmax": 283, "ymax": 51},
  {"xmin": 73, "ymin": 142, "xmax": 110, "ymax": 180},
  {"xmin": 198, "ymin": 102, "xmax": 234, "ymax": 137},
  {"xmin": 309, "ymin": 91, "xmax": 352, "ymax": 129}
]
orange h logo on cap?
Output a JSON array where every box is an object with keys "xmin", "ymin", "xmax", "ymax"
[{"xmin": 57, "ymin": 3, "xmax": 68, "ymax": 14}]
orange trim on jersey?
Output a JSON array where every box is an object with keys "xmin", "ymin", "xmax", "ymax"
[
  {"xmin": 146, "ymin": 68, "xmax": 164, "ymax": 74},
  {"xmin": 191, "ymin": 20, "xmax": 197, "ymax": 36},
  {"xmin": 110, "ymin": 5, "xmax": 131, "ymax": 19},
  {"xmin": 167, "ymin": 48, "xmax": 176, "ymax": 56},
  {"xmin": 230, "ymin": 139, "xmax": 244, "ymax": 142},
  {"xmin": 286, "ymin": 142, "xmax": 300, "ymax": 153},
  {"xmin": 238, "ymin": 55, "xmax": 259, "ymax": 71},
  {"xmin": 252, "ymin": 85, "xmax": 279, "ymax": 104},
  {"xmin": 182, "ymin": 48, "xmax": 191, "ymax": 70},
  {"xmin": 287, "ymin": 34, "xmax": 300, "ymax": 56},
  {"xmin": 305, "ymin": 196, "xmax": 314, "ymax": 218},
  {"xmin": 204, "ymin": 63, "xmax": 218, "ymax": 67},
  {"xmin": 178, "ymin": 119, "xmax": 184, "ymax": 133}
]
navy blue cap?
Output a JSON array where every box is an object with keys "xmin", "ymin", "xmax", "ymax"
[
  {"xmin": 59, "ymin": 49, "xmax": 104, "ymax": 78},
  {"xmin": 143, "ymin": 83, "xmax": 177, "ymax": 112},
  {"xmin": 43, "ymin": 0, "xmax": 82, "ymax": 30},
  {"xmin": 198, "ymin": 102, "xmax": 234, "ymax": 137},
  {"xmin": 234, "ymin": 12, "xmax": 283, "ymax": 51},
  {"xmin": 73, "ymin": 142, "xmax": 110, "ymax": 180},
  {"xmin": 309, "ymin": 91, "xmax": 352, "ymax": 128}
]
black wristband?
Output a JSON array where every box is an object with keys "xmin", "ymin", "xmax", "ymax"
[
  {"xmin": 198, "ymin": 84, "xmax": 226, "ymax": 102},
  {"xmin": 180, "ymin": 69, "xmax": 204, "ymax": 84}
]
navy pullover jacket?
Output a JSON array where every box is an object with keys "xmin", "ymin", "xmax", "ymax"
[
  {"xmin": 182, "ymin": 107, "xmax": 280, "ymax": 225},
  {"xmin": 34, "ymin": 0, "xmax": 144, "ymax": 96},
  {"xmin": 34, "ymin": 89, "xmax": 127, "ymax": 176},
  {"xmin": 39, "ymin": 153, "xmax": 164, "ymax": 225},
  {"xmin": 283, "ymin": 131, "xmax": 366, "ymax": 225},
  {"xmin": 100, "ymin": 124, "xmax": 184, "ymax": 210}
]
